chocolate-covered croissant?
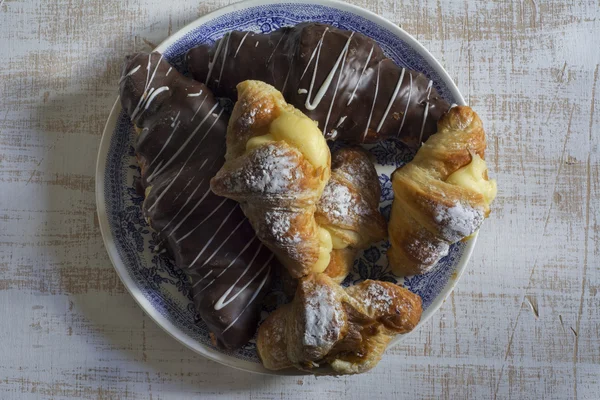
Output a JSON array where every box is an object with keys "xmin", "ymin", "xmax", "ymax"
[
  {"xmin": 187, "ymin": 22, "xmax": 451, "ymax": 148},
  {"xmin": 119, "ymin": 52, "xmax": 274, "ymax": 349}
]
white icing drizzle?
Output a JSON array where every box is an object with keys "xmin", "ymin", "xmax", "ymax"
[
  {"xmin": 150, "ymin": 119, "xmax": 179, "ymax": 166},
  {"xmin": 234, "ymin": 32, "xmax": 249, "ymax": 58},
  {"xmin": 173, "ymin": 177, "xmax": 194, "ymax": 203},
  {"xmin": 159, "ymin": 178, "xmax": 204, "ymax": 233},
  {"xmin": 216, "ymin": 33, "xmax": 231, "ymax": 88},
  {"xmin": 215, "ymin": 253, "xmax": 273, "ymax": 311},
  {"xmin": 147, "ymin": 159, "xmax": 208, "ymax": 212},
  {"xmin": 281, "ymin": 68, "xmax": 291, "ymax": 93},
  {"xmin": 148, "ymin": 112, "xmax": 181, "ymax": 169},
  {"xmin": 149, "ymin": 108, "xmax": 222, "ymax": 191},
  {"xmin": 194, "ymin": 217, "xmax": 247, "ymax": 269},
  {"xmin": 267, "ymin": 34, "xmax": 285, "ymax": 64},
  {"xmin": 197, "ymin": 236, "xmax": 259, "ymax": 295},
  {"xmin": 147, "ymin": 104, "xmax": 220, "ymax": 181},
  {"xmin": 335, "ymin": 115, "xmax": 347, "ymax": 128},
  {"xmin": 347, "ymin": 45, "xmax": 373, "ymax": 106},
  {"xmin": 176, "ymin": 197, "xmax": 228, "ymax": 243},
  {"xmin": 144, "ymin": 86, "xmax": 169, "ymax": 110},
  {"xmin": 322, "ymin": 33, "xmax": 353, "ymax": 133},
  {"xmin": 398, "ymin": 72, "xmax": 413, "ymax": 135},
  {"xmin": 376, "ymin": 68, "xmax": 406, "ymax": 133},
  {"xmin": 300, "ymin": 28, "xmax": 328, "ymax": 80},
  {"xmin": 171, "ymin": 111, "xmax": 180, "ymax": 128},
  {"xmin": 297, "ymin": 88, "xmax": 307, "ymax": 94},
  {"xmin": 191, "ymin": 94, "xmax": 208, "ymax": 121},
  {"xmin": 187, "ymin": 90, "xmax": 203, "ymax": 97},
  {"xmin": 150, "ymin": 159, "xmax": 163, "ymax": 179},
  {"xmin": 418, "ymin": 80, "xmax": 434, "ymax": 144},
  {"xmin": 169, "ymin": 186, "xmax": 214, "ymax": 237},
  {"xmin": 130, "ymin": 53, "xmax": 164, "ymax": 122},
  {"xmin": 187, "ymin": 204, "xmax": 240, "ymax": 266},
  {"xmin": 118, "ymin": 64, "xmax": 141, "ymax": 84},
  {"xmin": 221, "ymin": 263, "xmax": 271, "ymax": 333},
  {"xmin": 363, "ymin": 63, "xmax": 380, "ymax": 142},
  {"xmin": 165, "ymin": 66, "xmax": 172, "ymax": 76},
  {"xmin": 192, "ymin": 269, "xmax": 214, "ymax": 291},
  {"xmin": 255, "ymin": 41, "xmax": 259, "ymax": 47},
  {"xmin": 305, "ymin": 32, "xmax": 354, "ymax": 112},
  {"xmin": 205, "ymin": 35, "xmax": 225, "ymax": 83}
]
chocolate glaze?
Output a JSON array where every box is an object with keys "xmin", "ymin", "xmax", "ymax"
[
  {"xmin": 186, "ymin": 23, "xmax": 451, "ymax": 148},
  {"xmin": 119, "ymin": 52, "xmax": 274, "ymax": 349}
]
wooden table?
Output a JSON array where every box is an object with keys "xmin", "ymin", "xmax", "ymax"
[{"xmin": 1, "ymin": 0, "xmax": 598, "ymax": 398}]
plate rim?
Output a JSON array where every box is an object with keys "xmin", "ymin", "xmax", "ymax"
[{"xmin": 96, "ymin": 0, "xmax": 473, "ymax": 375}]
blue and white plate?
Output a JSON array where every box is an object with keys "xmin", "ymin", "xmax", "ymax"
[{"xmin": 96, "ymin": 0, "xmax": 470, "ymax": 375}]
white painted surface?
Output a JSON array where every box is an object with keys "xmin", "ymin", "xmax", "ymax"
[{"xmin": 0, "ymin": 0, "xmax": 598, "ymax": 399}]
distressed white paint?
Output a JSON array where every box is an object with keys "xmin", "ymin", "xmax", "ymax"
[{"xmin": 0, "ymin": 0, "xmax": 599, "ymax": 399}]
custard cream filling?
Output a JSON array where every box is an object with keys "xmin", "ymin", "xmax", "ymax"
[
  {"xmin": 312, "ymin": 227, "xmax": 333, "ymax": 273},
  {"xmin": 329, "ymin": 230, "xmax": 349, "ymax": 249},
  {"xmin": 446, "ymin": 153, "xmax": 497, "ymax": 206},
  {"xmin": 246, "ymin": 109, "xmax": 329, "ymax": 170}
]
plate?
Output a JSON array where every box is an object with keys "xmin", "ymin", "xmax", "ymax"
[{"xmin": 96, "ymin": 0, "xmax": 470, "ymax": 375}]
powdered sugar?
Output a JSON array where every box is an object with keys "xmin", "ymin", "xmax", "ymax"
[
  {"xmin": 319, "ymin": 180, "xmax": 369, "ymax": 224},
  {"xmin": 433, "ymin": 201, "xmax": 484, "ymax": 242},
  {"xmin": 238, "ymin": 108, "xmax": 257, "ymax": 128},
  {"xmin": 362, "ymin": 282, "xmax": 394, "ymax": 314},
  {"xmin": 303, "ymin": 287, "xmax": 343, "ymax": 349},
  {"xmin": 262, "ymin": 210, "xmax": 301, "ymax": 244},
  {"xmin": 264, "ymin": 210, "xmax": 291, "ymax": 238},
  {"xmin": 319, "ymin": 182, "xmax": 352, "ymax": 219},
  {"xmin": 223, "ymin": 144, "xmax": 303, "ymax": 195}
]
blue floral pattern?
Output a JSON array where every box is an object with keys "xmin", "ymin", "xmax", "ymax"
[{"xmin": 101, "ymin": 2, "xmax": 465, "ymax": 365}]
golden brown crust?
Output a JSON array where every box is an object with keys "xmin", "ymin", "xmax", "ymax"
[
  {"xmin": 316, "ymin": 147, "xmax": 387, "ymax": 247},
  {"xmin": 316, "ymin": 147, "xmax": 387, "ymax": 283},
  {"xmin": 256, "ymin": 274, "xmax": 423, "ymax": 375},
  {"xmin": 256, "ymin": 305, "xmax": 293, "ymax": 370},
  {"xmin": 323, "ymin": 248, "xmax": 357, "ymax": 284},
  {"xmin": 388, "ymin": 106, "xmax": 493, "ymax": 275}
]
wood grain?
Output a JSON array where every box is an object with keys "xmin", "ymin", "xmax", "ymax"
[{"xmin": 0, "ymin": 0, "xmax": 599, "ymax": 398}]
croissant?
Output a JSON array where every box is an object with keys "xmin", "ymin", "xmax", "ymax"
[
  {"xmin": 210, "ymin": 80, "xmax": 332, "ymax": 278},
  {"xmin": 187, "ymin": 22, "xmax": 450, "ymax": 147},
  {"xmin": 388, "ymin": 106, "xmax": 497, "ymax": 275},
  {"xmin": 119, "ymin": 53, "xmax": 275, "ymax": 349},
  {"xmin": 318, "ymin": 147, "xmax": 387, "ymax": 283},
  {"xmin": 256, "ymin": 273, "xmax": 422, "ymax": 374}
]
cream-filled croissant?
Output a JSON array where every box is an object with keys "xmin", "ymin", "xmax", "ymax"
[
  {"xmin": 388, "ymin": 106, "xmax": 497, "ymax": 275},
  {"xmin": 211, "ymin": 80, "xmax": 332, "ymax": 278},
  {"xmin": 256, "ymin": 273, "xmax": 422, "ymax": 374},
  {"xmin": 318, "ymin": 147, "xmax": 387, "ymax": 283}
]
